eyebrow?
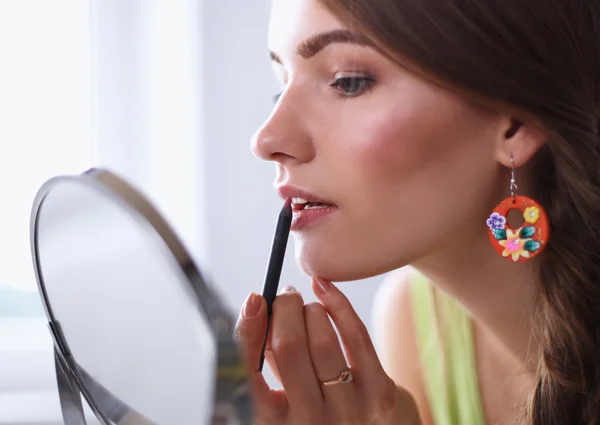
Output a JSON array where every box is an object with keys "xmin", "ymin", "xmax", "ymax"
[{"xmin": 269, "ymin": 29, "xmax": 371, "ymax": 64}]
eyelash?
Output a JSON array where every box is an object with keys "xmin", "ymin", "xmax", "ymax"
[
  {"xmin": 272, "ymin": 76, "xmax": 375, "ymax": 104},
  {"xmin": 330, "ymin": 76, "xmax": 375, "ymax": 97}
]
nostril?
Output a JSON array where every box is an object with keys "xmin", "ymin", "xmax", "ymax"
[{"xmin": 270, "ymin": 152, "xmax": 296, "ymax": 162}]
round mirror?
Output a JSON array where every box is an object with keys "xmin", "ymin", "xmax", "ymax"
[{"xmin": 30, "ymin": 168, "xmax": 251, "ymax": 425}]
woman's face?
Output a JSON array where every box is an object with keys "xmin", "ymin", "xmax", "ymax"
[{"xmin": 252, "ymin": 0, "xmax": 508, "ymax": 281}]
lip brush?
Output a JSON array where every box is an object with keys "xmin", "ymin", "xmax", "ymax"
[{"xmin": 257, "ymin": 197, "xmax": 292, "ymax": 372}]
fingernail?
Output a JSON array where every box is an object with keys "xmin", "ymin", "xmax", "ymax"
[
  {"xmin": 243, "ymin": 293, "xmax": 262, "ymax": 317},
  {"xmin": 280, "ymin": 285, "xmax": 297, "ymax": 294},
  {"xmin": 314, "ymin": 277, "xmax": 330, "ymax": 295}
]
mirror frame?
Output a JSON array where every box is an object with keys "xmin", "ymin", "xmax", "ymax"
[{"xmin": 29, "ymin": 168, "xmax": 251, "ymax": 425}]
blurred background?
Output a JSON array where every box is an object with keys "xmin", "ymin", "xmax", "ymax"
[{"xmin": 0, "ymin": 1, "xmax": 387, "ymax": 424}]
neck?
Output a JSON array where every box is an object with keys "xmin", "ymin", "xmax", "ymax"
[{"xmin": 412, "ymin": 228, "xmax": 540, "ymax": 373}]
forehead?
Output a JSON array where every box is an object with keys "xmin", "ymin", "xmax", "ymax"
[{"xmin": 268, "ymin": 0, "xmax": 345, "ymax": 58}]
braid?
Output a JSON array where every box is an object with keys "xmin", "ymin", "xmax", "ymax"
[{"xmin": 527, "ymin": 126, "xmax": 600, "ymax": 424}]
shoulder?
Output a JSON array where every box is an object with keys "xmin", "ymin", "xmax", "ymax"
[
  {"xmin": 372, "ymin": 267, "xmax": 420, "ymax": 375},
  {"xmin": 372, "ymin": 267, "xmax": 434, "ymax": 425},
  {"xmin": 372, "ymin": 268, "xmax": 415, "ymax": 334}
]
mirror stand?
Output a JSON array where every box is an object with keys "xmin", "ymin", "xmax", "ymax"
[
  {"xmin": 49, "ymin": 320, "xmax": 117, "ymax": 425},
  {"xmin": 55, "ymin": 346, "xmax": 87, "ymax": 425},
  {"xmin": 50, "ymin": 319, "xmax": 98, "ymax": 425}
]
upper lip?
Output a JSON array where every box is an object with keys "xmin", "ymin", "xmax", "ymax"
[{"xmin": 276, "ymin": 185, "xmax": 336, "ymax": 205}]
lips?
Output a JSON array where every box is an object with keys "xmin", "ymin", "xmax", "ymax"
[
  {"xmin": 276, "ymin": 185, "xmax": 338, "ymax": 230},
  {"xmin": 276, "ymin": 185, "xmax": 337, "ymax": 209}
]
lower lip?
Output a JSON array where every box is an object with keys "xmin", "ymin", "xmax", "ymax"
[{"xmin": 291, "ymin": 205, "xmax": 338, "ymax": 230}]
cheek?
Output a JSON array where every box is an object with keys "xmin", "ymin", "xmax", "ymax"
[
  {"xmin": 333, "ymin": 91, "xmax": 498, "ymax": 239},
  {"xmin": 342, "ymin": 100, "xmax": 461, "ymax": 188}
]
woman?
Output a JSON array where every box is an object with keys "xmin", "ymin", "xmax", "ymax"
[{"xmin": 234, "ymin": 0, "xmax": 600, "ymax": 424}]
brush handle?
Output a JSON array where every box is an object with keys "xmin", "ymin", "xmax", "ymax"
[{"xmin": 258, "ymin": 204, "xmax": 292, "ymax": 372}]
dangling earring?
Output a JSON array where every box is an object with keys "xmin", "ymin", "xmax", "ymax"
[{"xmin": 486, "ymin": 154, "xmax": 550, "ymax": 262}]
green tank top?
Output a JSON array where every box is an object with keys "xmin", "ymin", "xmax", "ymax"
[{"xmin": 409, "ymin": 273, "xmax": 487, "ymax": 425}]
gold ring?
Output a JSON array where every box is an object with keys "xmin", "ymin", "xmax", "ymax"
[{"xmin": 322, "ymin": 370, "xmax": 353, "ymax": 386}]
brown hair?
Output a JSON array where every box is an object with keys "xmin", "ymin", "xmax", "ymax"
[{"xmin": 316, "ymin": 0, "xmax": 600, "ymax": 423}]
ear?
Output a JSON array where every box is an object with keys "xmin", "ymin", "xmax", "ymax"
[{"xmin": 495, "ymin": 119, "xmax": 547, "ymax": 168}]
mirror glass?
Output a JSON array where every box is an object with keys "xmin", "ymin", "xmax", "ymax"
[{"xmin": 32, "ymin": 171, "xmax": 238, "ymax": 425}]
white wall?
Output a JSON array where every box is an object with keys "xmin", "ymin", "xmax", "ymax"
[
  {"xmin": 0, "ymin": 0, "xmax": 94, "ymax": 292},
  {"xmin": 91, "ymin": 0, "xmax": 207, "ymax": 264}
]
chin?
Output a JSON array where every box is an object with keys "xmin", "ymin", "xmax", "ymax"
[{"xmin": 294, "ymin": 242, "xmax": 402, "ymax": 283}]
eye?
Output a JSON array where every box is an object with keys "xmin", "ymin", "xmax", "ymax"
[{"xmin": 330, "ymin": 76, "xmax": 374, "ymax": 97}]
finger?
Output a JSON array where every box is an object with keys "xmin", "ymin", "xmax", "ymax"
[
  {"xmin": 234, "ymin": 293, "xmax": 269, "ymax": 373},
  {"xmin": 312, "ymin": 278, "xmax": 386, "ymax": 385},
  {"xmin": 270, "ymin": 287, "xmax": 323, "ymax": 411},
  {"xmin": 234, "ymin": 293, "xmax": 282, "ymax": 421},
  {"xmin": 304, "ymin": 302, "xmax": 357, "ymax": 417}
]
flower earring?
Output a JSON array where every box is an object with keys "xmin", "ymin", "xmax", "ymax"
[{"xmin": 486, "ymin": 154, "xmax": 550, "ymax": 262}]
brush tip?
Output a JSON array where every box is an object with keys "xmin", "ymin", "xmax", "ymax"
[{"xmin": 284, "ymin": 197, "xmax": 292, "ymax": 208}]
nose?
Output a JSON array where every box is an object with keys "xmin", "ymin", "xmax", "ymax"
[{"xmin": 251, "ymin": 91, "xmax": 315, "ymax": 165}]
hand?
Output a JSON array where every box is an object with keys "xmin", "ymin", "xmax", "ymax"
[{"xmin": 234, "ymin": 277, "xmax": 421, "ymax": 425}]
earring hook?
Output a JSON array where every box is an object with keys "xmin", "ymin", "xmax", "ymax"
[{"xmin": 510, "ymin": 153, "xmax": 518, "ymax": 203}]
